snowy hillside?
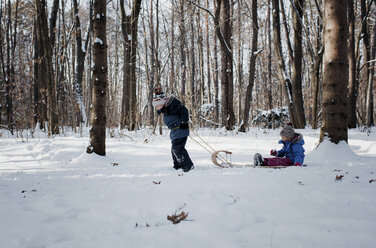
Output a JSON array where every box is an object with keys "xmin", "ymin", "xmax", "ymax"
[{"xmin": 1, "ymin": 127, "xmax": 375, "ymax": 248}]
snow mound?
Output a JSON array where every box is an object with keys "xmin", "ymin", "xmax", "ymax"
[
  {"xmin": 306, "ymin": 139, "xmax": 360, "ymax": 166},
  {"xmin": 69, "ymin": 152, "xmax": 110, "ymax": 168}
]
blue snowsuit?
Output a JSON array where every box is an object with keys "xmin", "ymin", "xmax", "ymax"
[
  {"xmin": 158, "ymin": 96, "xmax": 194, "ymax": 171},
  {"xmin": 276, "ymin": 133, "xmax": 305, "ymax": 165}
]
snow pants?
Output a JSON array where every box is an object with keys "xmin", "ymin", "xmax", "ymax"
[
  {"xmin": 264, "ymin": 157, "xmax": 293, "ymax": 166},
  {"xmin": 171, "ymin": 137, "xmax": 194, "ymax": 171}
]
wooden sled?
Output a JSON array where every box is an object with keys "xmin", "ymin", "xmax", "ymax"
[{"xmin": 211, "ymin": 150, "xmax": 291, "ymax": 169}]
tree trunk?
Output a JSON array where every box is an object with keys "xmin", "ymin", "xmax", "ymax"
[
  {"xmin": 4, "ymin": 0, "xmax": 16, "ymax": 133},
  {"xmin": 360, "ymin": 0, "xmax": 371, "ymax": 125},
  {"xmin": 35, "ymin": 0, "xmax": 59, "ymax": 136},
  {"xmin": 237, "ymin": 2, "xmax": 243, "ymax": 126},
  {"xmin": 319, "ymin": 0, "xmax": 348, "ymax": 144},
  {"xmin": 271, "ymin": 0, "xmax": 295, "ymax": 126},
  {"xmin": 198, "ymin": 12, "xmax": 205, "ymax": 108},
  {"xmin": 49, "ymin": 0, "xmax": 59, "ymax": 47},
  {"xmin": 149, "ymin": 0, "xmax": 158, "ymax": 127},
  {"xmin": 120, "ymin": 0, "xmax": 131, "ymax": 129},
  {"xmin": 0, "ymin": 0, "xmax": 4, "ymax": 126},
  {"xmin": 213, "ymin": 26, "xmax": 219, "ymax": 125},
  {"xmin": 291, "ymin": 0, "xmax": 306, "ymax": 128},
  {"xmin": 347, "ymin": 0, "xmax": 357, "ymax": 128},
  {"xmin": 73, "ymin": 0, "xmax": 92, "ymax": 125},
  {"xmin": 170, "ymin": 0, "xmax": 176, "ymax": 93},
  {"xmin": 366, "ymin": 22, "xmax": 375, "ymax": 127},
  {"xmin": 205, "ymin": 0, "xmax": 212, "ymax": 104},
  {"xmin": 239, "ymin": 0, "xmax": 258, "ymax": 132},
  {"xmin": 311, "ymin": 53, "xmax": 323, "ymax": 129},
  {"xmin": 190, "ymin": 6, "xmax": 196, "ymax": 124},
  {"xmin": 129, "ymin": 0, "xmax": 142, "ymax": 130},
  {"xmin": 179, "ymin": 0, "xmax": 187, "ymax": 105},
  {"xmin": 215, "ymin": 0, "xmax": 235, "ymax": 130},
  {"xmin": 141, "ymin": 16, "xmax": 154, "ymax": 127},
  {"xmin": 119, "ymin": 0, "xmax": 142, "ymax": 130},
  {"xmin": 267, "ymin": 0, "xmax": 273, "ymax": 125},
  {"xmin": 88, "ymin": 0, "xmax": 107, "ymax": 155}
]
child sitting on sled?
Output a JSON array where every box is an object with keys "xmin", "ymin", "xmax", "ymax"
[{"xmin": 254, "ymin": 124, "xmax": 305, "ymax": 166}]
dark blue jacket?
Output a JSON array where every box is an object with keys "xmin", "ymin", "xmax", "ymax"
[
  {"xmin": 276, "ymin": 133, "xmax": 305, "ymax": 164},
  {"xmin": 159, "ymin": 97, "xmax": 189, "ymax": 140}
]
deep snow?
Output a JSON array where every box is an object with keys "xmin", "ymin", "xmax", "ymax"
[{"xmin": 1, "ymin": 127, "xmax": 375, "ymax": 248}]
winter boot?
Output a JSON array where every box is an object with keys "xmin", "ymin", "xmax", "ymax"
[
  {"xmin": 183, "ymin": 165, "xmax": 194, "ymax": 172},
  {"xmin": 173, "ymin": 164, "xmax": 181, "ymax": 170},
  {"xmin": 253, "ymin": 153, "xmax": 264, "ymax": 166}
]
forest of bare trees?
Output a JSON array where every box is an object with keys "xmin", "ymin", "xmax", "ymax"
[{"xmin": 0, "ymin": 1, "xmax": 375, "ymax": 147}]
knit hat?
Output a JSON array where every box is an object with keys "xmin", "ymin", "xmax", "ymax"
[
  {"xmin": 152, "ymin": 86, "xmax": 167, "ymax": 107},
  {"xmin": 280, "ymin": 125, "xmax": 295, "ymax": 138},
  {"xmin": 154, "ymin": 85, "xmax": 163, "ymax": 95}
]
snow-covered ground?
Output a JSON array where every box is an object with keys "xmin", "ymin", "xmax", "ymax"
[{"xmin": 1, "ymin": 127, "xmax": 375, "ymax": 248}]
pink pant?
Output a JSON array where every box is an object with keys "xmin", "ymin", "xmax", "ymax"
[{"xmin": 264, "ymin": 157, "xmax": 293, "ymax": 166}]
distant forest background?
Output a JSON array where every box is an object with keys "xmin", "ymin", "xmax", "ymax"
[{"xmin": 0, "ymin": 0, "xmax": 375, "ymax": 136}]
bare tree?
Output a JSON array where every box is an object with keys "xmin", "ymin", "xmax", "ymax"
[
  {"xmin": 239, "ymin": 0, "xmax": 258, "ymax": 132},
  {"xmin": 360, "ymin": 0, "xmax": 372, "ymax": 127},
  {"xmin": 2, "ymin": 0, "xmax": 20, "ymax": 133},
  {"xmin": 0, "ymin": 0, "xmax": 4, "ymax": 126},
  {"xmin": 189, "ymin": 4, "xmax": 196, "ymax": 122},
  {"xmin": 347, "ymin": 0, "xmax": 357, "ymax": 128},
  {"xmin": 205, "ymin": 0, "xmax": 212, "ymax": 104},
  {"xmin": 367, "ymin": 19, "xmax": 376, "ymax": 127},
  {"xmin": 88, "ymin": 0, "xmax": 107, "ymax": 155},
  {"xmin": 179, "ymin": 0, "xmax": 187, "ymax": 105},
  {"xmin": 169, "ymin": 0, "xmax": 176, "ymax": 93},
  {"xmin": 319, "ymin": 0, "xmax": 348, "ymax": 144},
  {"xmin": 120, "ymin": 0, "xmax": 142, "ymax": 130},
  {"xmin": 215, "ymin": 0, "xmax": 235, "ymax": 130},
  {"xmin": 271, "ymin": 0, "xmax": 295, "ymax": 126},
  {"xmin": 365, "ymin": 8, "xmax": 375, "ymax": 127},
  {"xmin": 35, "ymin": 0, "xmax": 59, "ymax": 136},
  {"xmin": 291, "ymin": 0, "xmax": 306, "ymax": 128},
  {"xmin": 73, "ymin": 0, "xmax": 93, "ymax": 125}
]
